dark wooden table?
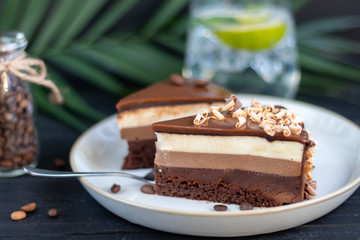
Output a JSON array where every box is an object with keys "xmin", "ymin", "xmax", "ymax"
[{"xmin": 1, "ymin": 89, "xmax": 359, "ymax": 240}]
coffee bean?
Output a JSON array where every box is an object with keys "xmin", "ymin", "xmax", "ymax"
[
  {"xmin": 48, "ymin": 208, "xmax": 58, "ymax": 218},
  {"xmin": 110, "ymin": 184, "xmax": 121, "ymax": 193},
  {"xmin": 21, "ymin": 202, "xmax": 36, "ymax": 212},
  {"xmin": 16, "ymin": 93, "xmax": 22, "ymax": 102},
  {"xmin": 213, "ymin": 204, "xmax": 228, "ymax": 212},
  {"xmin": 19, "ymin": 99, "xmax": 28, "ymax": 109},
  {"xmin": 54, "ymin": 158, "xmax": 66, "ymax": 169},
  {"xmin": 23, "ymin": 153, "xmax": 34, "ymax": 162},
  {"xmin": 10, "ymin": 210, "xmax": 26, "ymax": 221},
  {"xmin": 140, "ymin": 184, "xmax": 155, "ymax": 194},
  {"xmin": 6, "ymin": 96, "xmax": 16, "ymax": 105},
  {"xmin": 1, "ymin": 160, "xmax": 13, "ymax": 168},
  {"xmin": 240, "ymin": 202, "xmax": 254, "ymax": 210},
  {"xmin": 13, "ymin": 156, "xmax": 22, "ymax": 164},
  {"xmin": 4, "ymin": 112, "xmax": 15, "ymax": 122},
  {"xmin": 194, "ymin": 79, "xmax": 209, "ymax": 87},
  {"xmin": 169, "ymin": 74, "xmax": 185, "ymax": 86}
]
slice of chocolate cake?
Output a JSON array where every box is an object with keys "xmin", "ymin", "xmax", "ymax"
[
  {"xmin": 152, "ymin": 96, "xmax": 317, "ymax": 207},
  {"xmin": 116, "ymin": 74, "xmax": 231, "ymax": 169}
]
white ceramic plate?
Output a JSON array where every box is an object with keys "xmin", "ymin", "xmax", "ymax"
[{"xmin": 70, "ymin": 95, "xmax": 360, "ymax": 237}]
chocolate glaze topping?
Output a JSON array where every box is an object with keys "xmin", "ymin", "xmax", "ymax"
[
  {"xmin": 152, "ymin": 113, "xmax": 310, "ymax": 143},
  {"xmin": 116, "ymin": 76, "xmax": 230, "ymax": 113}
]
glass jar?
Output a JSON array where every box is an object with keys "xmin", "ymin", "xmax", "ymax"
[
  {"xmin": 183, "ymin": 0, "xmax": 300, "ymax": 98},
  {"xmin": 0, "ymin": 31, "xmax": 39, "ymax": 177}
]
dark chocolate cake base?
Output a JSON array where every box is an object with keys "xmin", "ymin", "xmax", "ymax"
[
  {"xmin": 122, "ymin": 139, "xmax": 156, "ymax": 170},
  {"xmin": 155, "ymin": 165, "xmax": 304, "ymax": 207}
]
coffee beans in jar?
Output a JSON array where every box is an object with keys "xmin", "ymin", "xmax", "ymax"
[
  {"xmin": 0, "ymin": 32, "xmax": 39, "ymax": 177},
  {"xmin": 0, "ymin": 72, "xmax": 39, "ymax": 173}
]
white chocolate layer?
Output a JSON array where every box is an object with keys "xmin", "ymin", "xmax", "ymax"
[
  {"xmin": 155, "ymin": 133, "xmax": 304, "ymax": 162},
  {"xmin": 117, "ymin": 102, "xmax": 223, "ymax": 129}
]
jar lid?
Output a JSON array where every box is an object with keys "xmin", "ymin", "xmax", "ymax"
[{"xmin": 0, "ymin": 31, "xmax": 28, "ymax": 60}]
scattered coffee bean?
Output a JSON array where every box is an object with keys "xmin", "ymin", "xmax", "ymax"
[
  {"xmin": 213, "ymin": 204, "xmax": 228, "ymax": 212},
  {"xmin": 140, "ymin": 184, "xmax": 155, "ymax": 194},
  {"xmin": 48, "ymin": 208, "xmax": 58, "ymax": 218},
  {"xmin": 110, "ymin": 184, "xmax": 121, "ymax": 193},
  {"xmin": 194, "ymin": 79, "xmax": 209, "ymax": 87},
  {"xmin": 53, "ymin": 158, "xmax": 66, "ymax": 169},
  {"xmin": 21, "ymin": 202, "xmax": 36, "ymax": 212},
  {"xmin": 240, "ymin": 202, "xmax": 254, "ymax": 210},
  {"xmin": 10, "ymin": 210, "xmax": 26, "ymax": 221},
  {"xmin": 169, "ymin": 74, "xmax": 185, "ymax": 86}
]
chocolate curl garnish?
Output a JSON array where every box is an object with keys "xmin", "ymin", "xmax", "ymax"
[
  {"xmin": 232, "ymin": 108, "xmax": 246, "ymax": 118},
  {"xmin": 251, "ymin": 98, "xmax": 261, "ymax": 108},
  {"xmin": 193, "ymin": 113, "xmax": 207, "ymax": 125},
  {"xmin": 249, "ymin": 111, "xmax": 261, "ymax": 123},
  {"xmin": 235, "ymin": 117, "xmax": 246, "ymax": 128},
  {"xmin": 289, "ymin": 123, "xmax": 302, "ymax": 135},
  {"xmin": 282, "ymin": 118, "xmax": 291, "ymax": 126},
  {"xmin": 263, "ymin": 125, "xmax": 275, "ymax": 136},
  {"xmin": 266, "ymin": 105, "xmax": 275, "ymax": 112},
  {"xmin": 274, "ymin": 109, "xmax": 286, "ymax": 120},
  {"xmin": 210, "ymin": 106, "xmax": 224, "ymax": 121},
  {"xmin": 282, "ymin": 126, "xmax": 291, "ymax": 137},
  {"xmin": 225, "ymin": 94, "xmax": 242, "ymax": 112},
  {"xmin": 223, "ymin": 99, "xmax": 235, "ymax": 111},
  {"xmin": 304, "ymin": 180, "xmax": 317, "ymax": 200},
  {"xmin": 305, "ymin": 181, "xmax": 317, "ymax": 197}
]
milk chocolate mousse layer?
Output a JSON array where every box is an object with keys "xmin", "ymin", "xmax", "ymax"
[
  {"xmin": 116, "ymin": 75, "xmax": 231, "ymax": 169},
  {"xmin": 155, "ymin": 150, "xmax": 302, "ymax": 177}
]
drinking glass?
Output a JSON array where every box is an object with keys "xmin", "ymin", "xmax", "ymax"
[{"xmin": 183, "ymin": 0, "xmax": 300, "ymax": 98}]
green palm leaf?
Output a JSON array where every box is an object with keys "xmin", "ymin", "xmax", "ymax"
[
  {"xmin": 297, "ymin": 15, "xmax": 360, "ymax": 39},
  {"xmin": 52, "ymin": 0, "xmax": 108, "ymax": 50},
  {"xmin": 142, "ymin": 0, "xmax": 189, "ymax": 38},
  {"xmin": 82, "ymin": 0, "xmax": 139, "ymax": 43},
  {"xmin": 46, "ymin": 53, "xmax": 131, "ymax": 96},
  {"xmin": 17, "ymin": 0, "xmax": 52, "ymax": 41},
  {"xmin": 0, "ymin": 0, "xmax": 23, "ymax": 30},
  {"xmin": 46, "ymin": 67, "xmax": 105, "ymax": 122},
  {"xmin": 30, "ymin": 0, "xmax": 78, "ymax": 54},
  {"xmin": 71, "ymin": 45, "xmax": 162, "ymax": 85},
  {"xmin": 32, "ymin": 85, "xmax": 87, "ymax": 132},
  {"xmin": 299, "ymin": 36, "xmax": 360, "ymax": 55},
  {"xmin": 299, "ymin": 52, "xmax": 360, "ymax": 81}
]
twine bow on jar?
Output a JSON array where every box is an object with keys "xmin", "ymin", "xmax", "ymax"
[{"xmin": 0, "ymin": 52, "xmax": 63, "ymax": 103}]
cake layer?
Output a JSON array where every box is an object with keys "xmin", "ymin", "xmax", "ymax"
[
  {"xmin": 155, "ymin": 133, "xmax": 304, "ymax": 162},
  {"xmin": 121, "ymin": 126, "xmax": 155, "ymax": 141},
  {"xmin": 122, "ymin": 139, "xmax": 156, "ymax": 169},
  {"xmin": 155, "ymin": 165, "xmax": 303, "ymax": 207},
  {"xmin": 117, "ymin": 102, "xmax": 223, "ymax": 129},
  {"xmin": 155, "ymin": 150, "xmax": 302, "ymax": 177}
]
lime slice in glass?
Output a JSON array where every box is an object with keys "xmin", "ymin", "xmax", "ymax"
[{"xmin": 214, "ymin": 20, "xmax": 287, "ymax": 50}]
